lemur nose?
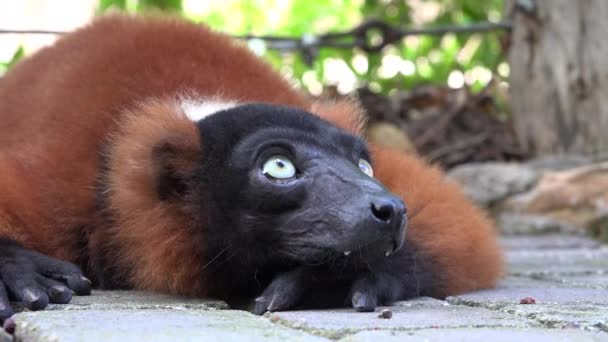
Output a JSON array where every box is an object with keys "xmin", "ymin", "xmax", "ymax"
[{"xmin": 370, "ymin": 197, "xmax": 406, "ymax": 223}]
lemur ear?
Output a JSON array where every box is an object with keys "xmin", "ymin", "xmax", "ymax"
[{"xmin": 152, "ymin": 138, "xmax": 200, "ymax": 201}]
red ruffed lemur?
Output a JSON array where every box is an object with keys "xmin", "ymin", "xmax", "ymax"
[{"xmin": 0, "ymin": 14, "xmax": 502, "ymax": 319}]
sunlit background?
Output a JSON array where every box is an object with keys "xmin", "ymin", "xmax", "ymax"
[{"xmin": 0, "ymin": 0, "xmax": 507, "ymax": 97}]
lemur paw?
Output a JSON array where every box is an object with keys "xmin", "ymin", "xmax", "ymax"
[
  {"xmin": 252, "ymin": 267, "xmax": 311, "ymax": 315},
  {"xmin": 348, "ymin": 272, "xmax": 400, "ymax": 312},
  {"xmin": 0, "ymin": 239, "xmax": 91, "ymax": 321}
]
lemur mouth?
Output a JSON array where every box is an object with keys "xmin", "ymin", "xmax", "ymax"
[{"xmin": 339, "ymin": 211, "xmax": 407, "ymax": 260}]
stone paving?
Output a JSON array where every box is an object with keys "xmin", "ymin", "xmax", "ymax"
[{"xmin": 2, "ymin": 234, "xmax": 607, "ymax": 341}]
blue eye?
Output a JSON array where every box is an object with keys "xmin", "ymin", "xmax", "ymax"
[
  {"xmin": 262, "ymin": 155, "xmax": 296, "ymax": 180},
  {"xmin": 358, "ymin": 159, "xmax": 373, "ymax": 177}
]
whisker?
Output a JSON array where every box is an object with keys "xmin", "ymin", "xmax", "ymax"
[{"xmin": 200, "ymin": 245, "xmax": 230, "ymax": 271}]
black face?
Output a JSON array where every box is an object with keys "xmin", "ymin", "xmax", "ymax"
[{"xmin": 196, "ymin": 104, "xmax": 407, "ymax": 268}]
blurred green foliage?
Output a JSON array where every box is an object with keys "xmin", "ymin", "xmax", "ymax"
[
  {"xmin": 99, "ymin": 0, "xmax": 181, "ymax": 12},
  {"xmin": 0, "ymin": 46, "xmax": 24, "ymax": 75},
  {"xmin": 3, "ymin": 0, "xmax": 507, "ymax": 95}
]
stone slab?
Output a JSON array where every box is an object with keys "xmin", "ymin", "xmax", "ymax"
[
  {"xmin": 537, "ymin": 273, "xmax": 608, "ymax": 290},
  {"xmin": 266, "ymin": 297, "xmax": 537, "ymax": 340},
  {"xmin": 13, "ymin": 309, "xmax": 326, "ymax": 342},
  {"xmin": 495, "ymin": 275, "xmax": 566, "ymax": 288},
  {"xmin": 497, "ymin": 213, "xmax": 582, "ymax": 235},
  {"xmin": 448, "ymin": 283, "xmax": 608, "ymax": 306},
  {"xmin": 14, "ymin": 291, "xmax": 228, "ymax": 313},
  {"xmin": 497, "ymin": 303, "xmax": 608, "ymax": 331},
  {"xmin": 341, "ymin": 328, "xmax": 608, "ymax": 341},
  {"xmin": 500, "ymin": 235, "xmax": 602, "ymax": 251},
  {"xmin": 0, "ymin": 330, "xmax": 11, "ymax": 342},
  {"xmin": 448, "ymin": 281, "xmax": 608, "ymax": 332},
  {"xmin": 505, "ymin": 248, "xmax": 608, "ymax": 276}
]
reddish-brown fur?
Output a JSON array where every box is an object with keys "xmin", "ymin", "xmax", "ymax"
[
  {"xmin": 370, "ymin": 145, "xmax": 502, "ymax": 295},
  {"xmin": 0, "ymin": 14, "xmax": 502, "ymax": 297},
  {"xmin": 91, "ymin": 99, "xmax": 209, "ymax": 295}
]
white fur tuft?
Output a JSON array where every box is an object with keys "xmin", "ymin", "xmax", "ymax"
[{"xmin": 180, "ymin": 99, "xmax": 238, "ymax": 122}]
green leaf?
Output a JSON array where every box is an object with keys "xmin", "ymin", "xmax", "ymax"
[
  {"xmin": 7, "ymin": 46, "xmax": 25, "ymax": 69},
  {"xmin": 98, "ymin": 0, "xmax": 127, "ymax": 12},
  {"xmin": 138, "ymin": 0, "xmax": 182, "ymax": 11}
]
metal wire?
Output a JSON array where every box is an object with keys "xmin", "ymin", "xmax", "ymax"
[{"xmin": 0, "ymin": 19, "xmax": 511, "ymax": 65}]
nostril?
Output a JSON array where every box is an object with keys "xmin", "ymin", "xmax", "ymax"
[{"xmin": 371, "ymin": 202, "xmax": 393, "ymax": 223}]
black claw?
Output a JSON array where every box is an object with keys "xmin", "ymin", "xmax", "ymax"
[
  {"xmin": 353, "ymin": 305, "xmax": 375, "ymax": 312},
  {"xmin": 65, "ymin": 276, "xmax": 92, "ymax": 296},
  {"xmin": 252, "ymin": 301, "xmax": 268, "ymax": 316},
  {"xmin": 82, "ymin": 276, "xmax": 92, "ymax": 285},
  {"xmin": 22, "ymin": 288, "xmax": 49, "ymax": 311},
  {"xmin": 351, "ymin": 292, "xmax": 376, "ymax": 312},
  {"xmin": 48, "ymin": 286, "xmax": 72, "ymax": 304},
  {"xmin": 254, "ymin": 296, "xmax": 266, "ymax": 303},
  {"xmin": 353, "ymin": 303, "xmax": 376, "ymax": 312}
]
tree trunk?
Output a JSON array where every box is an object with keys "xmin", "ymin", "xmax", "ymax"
[{"xmin": 507, "ymin": 0, "xmax": 608, "ymax": 156}]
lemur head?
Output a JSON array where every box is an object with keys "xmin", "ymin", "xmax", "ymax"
[{"xmin": 159, "ymin": 102, "xmax": 407, "ymax": 268}]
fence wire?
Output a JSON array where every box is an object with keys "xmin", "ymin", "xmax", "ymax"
[{"xmin": 1, "ymin": 19, "xmax": 511, "ymax": 65}]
